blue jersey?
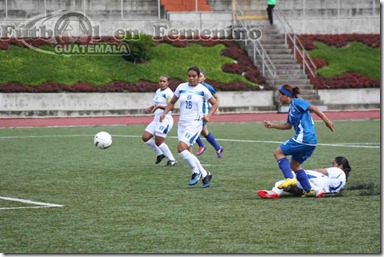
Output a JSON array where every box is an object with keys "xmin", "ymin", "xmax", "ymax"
[
  {"xmin": 201, "ymin": 82, "xmax": 216, "ymax": 115},
  {"xmin": 287, "ymin": 98, "xmax": 317, "ymax": 145}
]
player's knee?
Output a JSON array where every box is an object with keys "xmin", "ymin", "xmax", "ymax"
[
  {"xmin": 142, "ymin": 134, "xmax": 151, "ymax": 142},
  {"xmin": 273, "ymin": 148, "xmax": 283, "ymax": 159},
  {"xmin": 177, "ymin": 142, "xmax": 188, "ymax": 153},
  {"xmin": 155, "ymin": 137, "xmax": 164, "ymax": 146}
]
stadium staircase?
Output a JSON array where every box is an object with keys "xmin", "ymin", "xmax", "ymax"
[{"xmin": 232, "ymin": 1, "xmax": 326, "ymax": 112}]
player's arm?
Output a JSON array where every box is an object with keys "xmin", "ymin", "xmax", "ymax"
[
  {"xmin": 160, "ymin": 95, "xmax": 178, "ymax": 122},
  {"xmin": 308, "ymin": 105, "xmax": 335, "ymax": 132},
  {"xmin": 203, "ymin": 97, "xmax": 218, "ymax": 122},
  {"xmin": 264, "ymin": 121, "xmax": 292, "ymax": 130},
  {"xmin": 145, "ymin": 105, "xmax": 155, "ymax": 114},
  {"xmin": 213, "ymin": 92, "xmax": 220, "ymax": 115},
  {"xmin": 313, "ymin": 168, "xmax": 328, "ymax": 176}
]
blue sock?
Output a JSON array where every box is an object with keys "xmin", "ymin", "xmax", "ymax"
[
  {"xmin": 196, "ymin": 137, "xmax": 205, "ymax": 147},
  {"xmin": 277, "ymin": 158, "xmax": 294, "ymax": 179},
  {"xmin": 205, "ymin": 133, "xmax": 220, "ymax": 151},
  {"xmin": 296, "ymin": 169, "xmax": 312, "ymax": 193}
]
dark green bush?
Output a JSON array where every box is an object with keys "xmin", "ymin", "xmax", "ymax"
[{"xmin": 122, "ymin": 33, "xmax": 156, "ymax": 63}]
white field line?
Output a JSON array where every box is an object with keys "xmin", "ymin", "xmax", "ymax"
[
  {"xmin": 0, "ymin": 134, "xmax": 379, "ymax": 149},
  {"xmin": 0, "ymin": 196, "xmax": 64, "ymax": 211}
]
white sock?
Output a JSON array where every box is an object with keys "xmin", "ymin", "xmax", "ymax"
[
  {"xmin": 179, "ymin": 150, "xmax": 199, "ymax": 174},
  {"xmin": 158, "ymin": 142, "xmax": 175, "ymax": 161},
  {"xmin": 191, "ymin": 154, "xmax": 208, "ymax": 178},
  {"xmin": 144, "ymin": 138, "xmax": 163, "ymax": 155},
  {"xmin": 272, "ymin": 181, "xmax": 285, "ymax": 195}
]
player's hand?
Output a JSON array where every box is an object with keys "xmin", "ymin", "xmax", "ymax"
[
  {"xmin": 151, "ymin": 106, "xmax": 158, "ymax": 113},
  {"xmin": 159, "ymin": 114, "xmax": 165, "ymax": 122},
  {"xmin": 202, "ymin": 115, "xmax": 210, "ymax": 122},
  {"xmin": 264, "ymin": 120, "xmax": 273, "ymax": 128},
  {"xmin": 325, "ymin": 120, "xmax": 335, "ymax": 132},
  {"xmin": 145, "ymin": 106, "xmax": 152, "ymax": 114}
]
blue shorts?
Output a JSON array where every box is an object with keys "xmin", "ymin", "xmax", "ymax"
[{"xmin": 280, "ymin": 138, "xmax": 316, "ymax": 164}]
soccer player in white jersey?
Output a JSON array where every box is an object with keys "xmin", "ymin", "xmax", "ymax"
[
  {"xmin": 257, "ymin": 156, "xmax": 351, "ymax": 199},
  {"xmin": 142, "ymin": 75, "xmax": 177, "ymax": 166},
  {"xmin": 160, "ymin": 66, "xmax": 218, "ymax": 187}
]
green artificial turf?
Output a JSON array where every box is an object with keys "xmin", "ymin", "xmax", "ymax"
[{"xmin": 0, "ymin": 120, "xmax": 380, "ymax": 253}]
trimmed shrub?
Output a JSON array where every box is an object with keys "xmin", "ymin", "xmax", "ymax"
[{"xmin": 122, "ymin": 33, "xmax": 157, "ymax": 63}]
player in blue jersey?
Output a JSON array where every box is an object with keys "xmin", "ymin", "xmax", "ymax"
[
  {"xmin": 142, "ymin": 75, "xmax": 177, "ymax": 167},
  {"xmin": 195, "ymin": 71, "xmax": 224, "ymax": 158},
  {"xmin": 160, "ymin": 66, "xmax": 218, "ymax": 187},
  {"xmin": 257, "ymin": 156, "xmax": 351, "ymax": 198},
  {"xmin": 263, "ymin": 84, "xmax": 335, "ymax": 197}
]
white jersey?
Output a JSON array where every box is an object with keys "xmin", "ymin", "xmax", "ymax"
[
  {"xmin": 152, "ymin": 87, "xmax": 174, "ymax": 119},
  {"xmin": 274, "ymin": 167, "xmax": 347, "ymax": 195},
  {"xmin": 323, "ymin": 167, "xmax": 347, "ymax": 193},
  {"xmin": 303, "ymin": 168, "xmax": 346, "ymax": 193},
  {"xmin": 174, "ymin": 82, "xmax": 213, "ymax": 123}
]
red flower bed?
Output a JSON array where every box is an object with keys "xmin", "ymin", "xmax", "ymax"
[
  {"xmin": 288, "ymin": 34, "xmax": 380, "ymax": 90},
  {"xmin": 297, "ymin": 33, "xmax": 380, "ymax": 49},
  {"xmin": 0, "ymin": 36, "xmax": 268, "ymax": 93},
  {"xmin": 312, "ymin": 58, "xmax": 327, "ymax": 69},
  {"xmin": 0, "ymin": 79, "xmax": 261, "ymax": 93},
  {"xmin": 310, "ymin": 73, "xmax": 380, "ymax": 89}
]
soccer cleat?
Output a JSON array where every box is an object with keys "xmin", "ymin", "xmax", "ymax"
[
  {"xmin": 277, "ymin": 177, "xmax": 297, "ymax": 189},
  {"xmin": 202, "ymin": 173, "xmax": 212, "ymax": 188},
  {"xmin": 196, "ymin": 146, "xmax": 207, "ymax": 156},
  {"xmin": 302, "ymin": 188, "xmax": 316, "ymax": 197},
  {"xmin": 188, "ymin": 173, "xmax": 201, "ymax": 186},
  {"xmin": 216, "ymin": 146, "xmax": 224, "ymax": 158},
  {"xmin": 257, "ymin": 190, "xmax": 280, "ymax": 199},
  {"xmin": 316, "ymin": 191, "xmax": 326, "ymax": 198},
  {"xmin": 155, "ymin": 154, "xmax": 165, "ymax": 164},
  {"xmin": 165, "ymin": 160, "xmax": 177, "ymax": 167}
]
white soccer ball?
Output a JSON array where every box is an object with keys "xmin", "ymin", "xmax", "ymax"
[{"xmin": 94, "ymin": 131, "xmax": 112, "ymax": 149}]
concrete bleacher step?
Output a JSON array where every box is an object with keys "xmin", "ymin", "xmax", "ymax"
[
  {"xmin": 261, "ymin": 44, "xmax": 290, "ymax": 50},
  {"xmin": 275, "ymin": 77, "xmax": 309, "ymax": 85},
  {"xmin": 276, "ymin": 70, "xmax": 305, "ymax": 76},
  {"xmin": 4, "ymin": 0, "xmax": 161, "ymax": 19},
  {"xmin": 268, "ymin": 54, "xmax": 296, "ymax": 59},
  {"xmin": 276, "ymin": 72, "xmax": 305, "ymax": 77},
  {"xmin": 269, "ymin": 58, "xmax": 299, "ymax": 64},
  {"xmin": 274, "ymin": 63, "xmax": 301, "ymax": 69}
]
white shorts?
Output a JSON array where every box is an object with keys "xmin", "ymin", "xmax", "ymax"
[
  {"xmin": 177, "ymin": 120, "xmax": 202, "ymax": 147},
  {"xmin": 145, "ymin": 115, "xmax": 174, "ymax": 138}
]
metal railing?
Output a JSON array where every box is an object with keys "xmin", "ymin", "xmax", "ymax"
[
  {"xmin": 274, "ymin": 6, "xmax": 317, "ymax": 78},
  {"xmin": 231, "ymin": 0, "xmax": 277, "ymax": 83}
]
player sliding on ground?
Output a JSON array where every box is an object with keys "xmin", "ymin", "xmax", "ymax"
[{"xmin": 258, "ymin": 156, "xmax": 351, "ymax": 198}]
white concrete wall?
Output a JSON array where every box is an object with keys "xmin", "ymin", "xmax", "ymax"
[
  {"xmin": 280, "ymin": 17, "xmax": 380, "ymax": 34},
  {"xmin": 167, "ymin": 12, "xmax": 232, "ymax": 31},
  {"xmin": 0, "ymin": 92, "xmax": 163, "ymax": 111},
  {"xmin": 0, "ymin": 88, "xmax": 379, "ymax": 115},
  {"xmin": 317, "ymin": 88, "xmax": 380, "ymax": 104},
  {"xmin": 0, "ymin": 91, "xmax": 273, "ymax": 112}
]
